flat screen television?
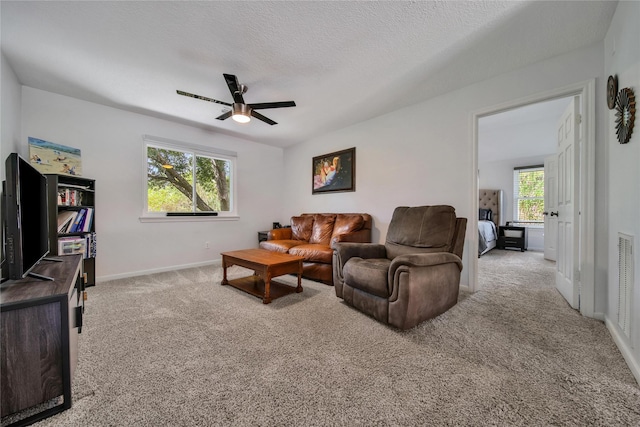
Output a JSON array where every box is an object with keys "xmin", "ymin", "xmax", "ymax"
[{"xmin": 3, "ymin": 153, "xmax": 51, "ymax": 280}]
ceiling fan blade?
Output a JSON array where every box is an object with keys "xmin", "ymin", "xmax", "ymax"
[
  {"xmin": 251, "ymin": 110, "xmax": 277, "ymax": 125},
  {"xmin": 249, "ymin": 101, "xmax": 296, "ymax": 110},
  {"xmin": 223, "ymin": 73, "xmax": 245, "ymax": 104},
  {"xmin": 216, "ymin": 111, "xmax": 232, "ymax": 121},
  {"xmin": 177, "ymin": 90, "xmax": 231, "ymax": 106}
]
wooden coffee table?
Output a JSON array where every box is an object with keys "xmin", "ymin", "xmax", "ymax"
[{"xmin": 220, "ymin": 249, "xmax": 304, "ymax": 304}]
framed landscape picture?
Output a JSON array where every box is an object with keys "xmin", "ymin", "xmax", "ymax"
[
  {"xmin": 312, "ymin": 147, "xmax": 355, "ymax": 194},
  {"xmin": 28, "ymin": 137, "xmax": 82, "ymax": 176}
]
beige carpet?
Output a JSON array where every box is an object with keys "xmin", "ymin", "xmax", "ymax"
[{"xmin": 13, "ymin": 250, "xmax": 640, "ymax": 426}]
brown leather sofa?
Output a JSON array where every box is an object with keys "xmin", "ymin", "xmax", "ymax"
[
  {"xmin": 333, "ymin": 205, "xmax": 467, "ymax": 329},
  {"xmin": 260, "ymin": 213, "xmax": 372, "ymax": 285}
]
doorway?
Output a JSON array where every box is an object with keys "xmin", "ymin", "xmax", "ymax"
[
  {"xmin": 470, "ymin": 80, "xmax": 597, "ymax": 318},
  {"xmin": 478, "ymin": 96, "xmax": 572, "ymax": 252},
  {"xmin": 476, "ymin": 96, "xmax": 572, "ymax": 303}
]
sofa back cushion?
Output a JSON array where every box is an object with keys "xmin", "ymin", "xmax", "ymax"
[
  {"xmin": 386, "ymin": 205, "xmax": 456, "ymax": 249},
  {"xmin": 309, "ymin": 214, "xmax": 336, "ymax": 245},
  {"xmin": 291, "ymin": 215, "xmax": 314, "ymax": 241},
  {"xmin": 331, "ymin": 214, "xmax": 365, "ymax": 240}
]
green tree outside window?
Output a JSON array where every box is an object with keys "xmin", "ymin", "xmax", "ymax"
[
  {"xmin": 147, "ymin": 146, "xmax": 231, "ymax": 213},
  {"xmin": 514, "ymin": 168, "xmax": 544, "ymax": 222}
]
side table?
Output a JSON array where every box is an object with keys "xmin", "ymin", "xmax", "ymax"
[
  {"xmin": 258, "ymin": 231, "xmax": 269, "ymax": 244},
  {"xmin": 497, "ymin": 226, "xmax": 528, "ymax": 252}
]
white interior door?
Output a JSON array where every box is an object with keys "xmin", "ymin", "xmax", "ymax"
[
  {"xmin": 556, "ymin": 96, "xmax": 580, "ymax": 309},
  {"xmin": 544, "ymin": 154, "xmax": 558, "ymax": 261}
]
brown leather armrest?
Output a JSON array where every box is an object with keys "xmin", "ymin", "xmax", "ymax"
[
  {"xmin": 330, "ymin": 229, "xmax": 372, "ymax": 248},
  {"xmin": 268, "ymin": 228, "xmax": 292, "ymax": 240}
]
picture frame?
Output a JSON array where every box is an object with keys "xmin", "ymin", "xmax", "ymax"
[
  {"xmin": 28, "ymin": 137, "xmax": 82, "ymax": 176},
  {"xmin": 312, "ymin": 147, "xmax": 355, "ymax": 194}
]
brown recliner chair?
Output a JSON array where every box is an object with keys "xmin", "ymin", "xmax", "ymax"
[{"xmin": 333, "ymin": 205, "xmax": 467, "ymax": 330}]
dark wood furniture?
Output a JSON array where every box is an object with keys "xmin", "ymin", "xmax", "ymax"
[
  {"xmin": 1, "ymin": 255, "xmax": 84, "ymax": 426},
  {"xmin": 497, "ymin": 226, "xmax": 528, "ymax": 252},
  {"xmin": 221, "ymin": 249, "xmax": 303, "ymax": 304},
  {"xmin": 258, "ymin": 231, "xmax": 269, "ymax": 244},
  {"xmin": 45, "ymin": 174, "xmax": 96, "ymax": 286}
]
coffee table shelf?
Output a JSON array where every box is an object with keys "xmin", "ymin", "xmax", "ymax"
[
  {"xmin": 221, "ymin": 249, "xmax": 304, "ymax": 304},
  {"xmin": 224, "ymin": 276, "xmax": 301, "ymax": 301}
]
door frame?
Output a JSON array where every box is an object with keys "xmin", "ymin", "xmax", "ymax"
[
  {"xmin": 543, "ymin": 154, "xmax": 558, "ymax": 261},
  {"xmin": 469, "ymin": 79, "xmax": 596, "ymax": 319}
]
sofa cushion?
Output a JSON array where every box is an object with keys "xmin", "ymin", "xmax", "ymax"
[
  {"xmin": 291, "ymin": 215, "xmax": 314, "ymax": 241},
  {"xmin": 331, "ymin": 214, "xmax": 365, "ymax": 240},
  {"xmin": 259, "ymin": 240, "xmax": 305, "ymax": 253},
  {"xmin": 309, "ymin": 214, "xmax": 336, "ymax": 245},
  {"xmin": 343, "ymin": 258, "xmax": 392, "ymax": 299},
  {"xmin": 289, "ymin": 243, "xmax": 333, "ymax": 264}
]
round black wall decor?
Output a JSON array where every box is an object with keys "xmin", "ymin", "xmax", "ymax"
[{"xmin": 615, "ymin": 87, "xmax": 636, "ymax": 144}]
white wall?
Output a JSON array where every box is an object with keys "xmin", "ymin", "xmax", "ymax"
[
  {"xmin": 20, "ymin": 87, "xmax": 285, "ymax": 281},
  {"xmin": 1, "ymin": 52, "xmax": 21, "ymax": 175},
  {"xmin": 283, "ymin": 43, "xmax": 604, "ymax": 288},
  {"xmin": 1, "ymin": 52, "xmax": 22, "ymax": 272},
  {"xmin": 604, "ymin": 0, "xmax": 640, "ymax": 383}
]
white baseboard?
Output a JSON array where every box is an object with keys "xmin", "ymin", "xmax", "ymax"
[
  {"xmin": 96, "ymin": 259, "xmax": 222, "ymax": 283},
  {"xmin": 605, "ymin": 315, "xmax": 640, "ymax": 386}
]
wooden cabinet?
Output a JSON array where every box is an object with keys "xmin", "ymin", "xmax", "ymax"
[
  {"xmin": 46, "ymin": 174, "xmax": 96, "ymax": 286},
  {"xmin": 498, "ymin": 226, "xmax": 528, "ymax": 252},
  {"xmin": 258, "ymin": 231, "xmax": 269, "ymax": 244},
  {"xmin": 1, "ymin": 255, "xmax": 84, "ymax": 425}
]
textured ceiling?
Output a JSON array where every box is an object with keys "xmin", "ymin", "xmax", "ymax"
[{"xmin": 1, "ymin": 1, "xmax": 616, "ymax": 148}]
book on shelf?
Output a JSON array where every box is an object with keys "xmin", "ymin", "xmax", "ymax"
[
  {"xmin": 82, "ymin": 207, "xmax": 94, "ymax": 232},
  {"xmin": 57, "ymin": 210, "xmax": 77, "ymax": 233},
  {"xmin": 68, "ymin": 209, "xmax": 86, "ymax": 233},
  {"xmin": 86, "ymin": 232, "xmax": 97, "ymax": 258},
  {"xmin": 57, "ymin": 188, "xmax": 84, "ymax": 206}
]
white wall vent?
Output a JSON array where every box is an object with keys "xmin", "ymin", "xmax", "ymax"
[{"xmin": 617, "ymin": 233, "xmax": 634, "ymax": 338}]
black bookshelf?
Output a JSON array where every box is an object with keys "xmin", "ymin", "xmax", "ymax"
[{"xmin": 46, "ymin": 174, "xmax": 96, "ymax": 286}]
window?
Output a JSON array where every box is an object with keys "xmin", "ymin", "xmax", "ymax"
[
  {"xmin": 143, "ymin": 136, "xmax": 237, "ymax": 219},
  {"xmin": 513, "ymin": 166, "xmax": 544, "ymax": 224}
]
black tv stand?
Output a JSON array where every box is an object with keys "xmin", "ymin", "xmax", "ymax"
[{"xmin": 1, "ymin": 255, "xmax": 84, "ymax": 424}]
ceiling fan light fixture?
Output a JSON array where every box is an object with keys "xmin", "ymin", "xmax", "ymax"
[{"xmin": 231, "ymin": 103, "xmax": 251, "ymax": 123}]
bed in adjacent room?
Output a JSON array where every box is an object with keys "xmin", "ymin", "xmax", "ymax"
[{"xmin": 478, "ymin": 189, "xmax": 503, "ymax": 257}]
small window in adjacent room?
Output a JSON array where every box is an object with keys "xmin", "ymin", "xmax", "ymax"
[
  {"xmin": 142, "ymin": 135, "xmax": 237, "ymax": 219},
  {"xmin": 513, "ymin": 165, "xmax": 544, "ymax": 225}
]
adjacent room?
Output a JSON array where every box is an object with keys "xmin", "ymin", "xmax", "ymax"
[{"xmin": 1, "ymin": 1, "xmax": 639, "ymax": 426}]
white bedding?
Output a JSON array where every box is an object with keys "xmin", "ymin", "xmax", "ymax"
[{"xmin": 478, "ymin": 220, "xmax": 497, "ymax": 256}]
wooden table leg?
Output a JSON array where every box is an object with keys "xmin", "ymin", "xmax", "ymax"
[
  {"xmin": 296, "ymin": 260, "xmax": 303, "ymax": 293},
  {"xmin": 221, "ymin": 257, "xmax": 229, "ymax": 286},
  {"xmin": 263, "ymin": 271, "xmax": 272, "ymax": 304}
]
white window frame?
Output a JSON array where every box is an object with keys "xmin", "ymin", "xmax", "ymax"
[
  {"xmin": 512, "ymin": 165, "xmax": 544, "ymax": 227},
  {"xmin": 140, "ymin": 135, "xmax": 238, "ymax": 222}
]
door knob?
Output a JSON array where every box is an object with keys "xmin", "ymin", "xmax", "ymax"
[
  {"xmin": 550, "ymin": 211, "xmax": 559, "ymax": 217},
  {"xmin": 543, "ymin": 212, "xmax": 549, "ymax": 216}
]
